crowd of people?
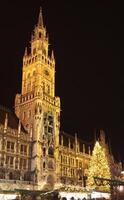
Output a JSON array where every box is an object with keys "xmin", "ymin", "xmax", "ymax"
[
  {"xmin": 60, "ymin": 198, "xmax": 107, "ymax": 200},
  {"xmin": 14, "ymin": 195, "xmax": 107, "ymax": 200}
]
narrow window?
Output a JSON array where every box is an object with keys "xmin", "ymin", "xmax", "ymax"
[
  {"xmin": 10, "ymin": 157, "xmax": 14, "ymax": 166},
  {"xmin": 29, "ymin": 110, "xmax": 31, "ymax": 118},
  {"xmin": 39, "ymin": 32, "xmax": 41, "ymax": 38},
  {"xmin": 43, "ymin": 162, "xmax": 45, "ymax": 169}
]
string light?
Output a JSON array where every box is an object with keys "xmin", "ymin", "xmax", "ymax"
[{"xmin": 87, "ymin": 141, "xmax": 111, "ymax": 191}]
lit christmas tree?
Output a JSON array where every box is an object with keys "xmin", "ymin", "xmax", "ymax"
[{"xmin": 87, "ymin": 141, "xmax": 111, "ymax": 191}]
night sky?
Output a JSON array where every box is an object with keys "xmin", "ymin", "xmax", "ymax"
[{"xmin": 0, "ymin": 1, "xmax": 123, "ymax": 162}]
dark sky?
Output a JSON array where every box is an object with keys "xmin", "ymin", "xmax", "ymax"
[{"xmin": 0, "ymin": 1, "xmax": 124, "ymax": 162}]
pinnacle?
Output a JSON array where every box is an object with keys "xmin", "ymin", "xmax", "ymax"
[{"xmin": 38, "ymin": 7, "xmax": 43, "ymax": 27}]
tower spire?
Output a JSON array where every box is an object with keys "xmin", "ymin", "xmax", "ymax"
[
  {"xmin": 51, "ymin": 50, "xmax": 54, "ymax": 60},
  {"xmin": 38, "ymin": 7, "xmax": 43, "ymax": 27},
  {"xmin": 24, "ymin": 47, "xmax": 27, "ymax": 56},
  {"xmin": 4, "ymin": 113, "xmax": 8, "ymax": 133}
]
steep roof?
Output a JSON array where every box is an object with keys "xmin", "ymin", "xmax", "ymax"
[
  {"xmin": 0, "ymin": 105, "xmax": 26, "ymax": 133},
  {"xmin": 60, "ymin": 131, "xmax": 94, "ymax": 153}
]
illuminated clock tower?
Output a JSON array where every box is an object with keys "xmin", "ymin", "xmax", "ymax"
[{"xmin": 15, "ymin": 8, "xmax": 60, "ymax": 189}]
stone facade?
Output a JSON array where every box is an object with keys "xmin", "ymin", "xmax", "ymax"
[
  {"xmin": 0, "ymin": 105, "xmax": 92, "ymax": 191},
  {"xmin": 0, "ymin": 8, "xmax": 122, "ymax": 191},
  {"xmin": 0, "ymin": 106, "xmax": 34, "ymax": 190}
]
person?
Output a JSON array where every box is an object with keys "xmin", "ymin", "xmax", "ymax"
[
  {"xmin": 61, "ymin": 197, "xmax": 67, "ymax": 200},
  {"xmin": 70, "ymin": 197, "xmax": 74, "ymax": 200}
]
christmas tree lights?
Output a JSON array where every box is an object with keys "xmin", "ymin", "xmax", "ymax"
[{"xmin": 87, "ymin": 141, "xmax": 111, "ymax": 191}]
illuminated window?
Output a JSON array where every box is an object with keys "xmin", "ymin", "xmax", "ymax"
[
  {"xmin": 6, "ymin": 156, "xmax": 9, "ymax": 165},
  {"xmin": 6, "ymin": 156, "xmax": 14, "ymax": 167},
  {"xmin": 65, "ymin": 157, "xmax": 67, "ymax": 164},
  {"xmin": 11, "ymin": 143, "xmax": 14, "ymax": 151},
  {"xmin": 7, "ymin": 141, "xmax": 15, "ymax": 152},
  {"xmin": 24, "ymin": 146, "xmax": 27, "ymax": 154},
  {"xmin": 7, "ymin": 141, "xmax": 10, "ymax": 149},
  {"xmin": 20, "ymin": 144, "xmax": 27, "ymax": 155},
  {"xmin": 10, "ymin": 157, "xmax": 14, "ymax": 166},
  {"xmin": 20, "ymin": 158, "xmax": 23, "ymax": 169},
  {"xmin": 20, "ymin": 158, "xmax": 27, "ymax": 170},
  {"xmin": 23, "ymin": 159, "xmax": 27, "ymax": 169}
]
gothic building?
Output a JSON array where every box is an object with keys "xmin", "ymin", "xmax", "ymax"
[{"xmin": 0, "ymin": 8, "xmax": 122, "ymax": 191}]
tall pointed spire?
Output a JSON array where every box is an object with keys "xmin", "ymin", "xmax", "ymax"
[
  {"xmin": 18, "ymin": 120, "xmax": 21, "ymax": 136},
  {"xmin": 51, "ymin": 50, "xmax": 54, "ymax": 60},
  {"xmin": 38, "ymin": 7, "xmax": 43, "ymax": 27},
  {"xmin": 24, "ymin": 47, "xmax": 27, "ymax": 56},
  {"xmin": 4, "ymin": 113, "xmax": 8, "ymax": 133}
]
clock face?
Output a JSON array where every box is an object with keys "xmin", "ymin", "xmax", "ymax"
[{"xmin": 44, "ymin": 69, "xmax": 49, "ymax": 76}]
